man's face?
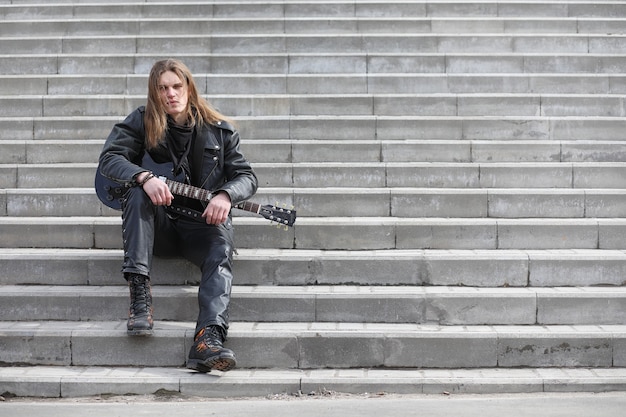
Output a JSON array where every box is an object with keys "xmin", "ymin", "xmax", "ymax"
[{"xmin": 158, "ymin": 70, "xmax": 189, "ymax": 124}]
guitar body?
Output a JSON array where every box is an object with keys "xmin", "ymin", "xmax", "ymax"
[
  {"xmin": 94, "ymin": 169, "xmax": 126, "ymax": 211},
  {"xmin": 95, "ymin": 153, "xmax": 185, "ymax": 211},
  {"xmin": 95, "ymin": 154, "xmax": 296, "ymax": 227}
]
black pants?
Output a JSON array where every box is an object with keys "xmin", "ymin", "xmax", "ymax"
[{"xmin": 121, "ymin": 186, "xmax": 234, "ymax": 335}]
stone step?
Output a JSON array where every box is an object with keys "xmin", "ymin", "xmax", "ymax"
[
  {"xmin": 2, "ymin": 1, "xmax": 626, "ymax": 20},
  {"xmin": 2, "ymin": 284, "xmax": 626, "ymax": 325},
  {"xmin": 2, "ymin": 366, "xmax": 626, "ymax": 398},
  {"xmin": 4, "ymin": 187, "xmax": 626, "ymax": 219},
  {"xmin": 4, "ymin": 139, "xmax": 626, "ymax": 164},
  {"xmin": 379, "ymin": 140, "xmax": 626, "ymax": 163},
  {"xmin": 0, "ymin": 216, "xmax": 624, "ymax": 250},
  {"xmin": 2, "ymin": 248, "xmax": 625, "ymax": 287},
  {"xmin": 2, "ymin": 34, "xmax": 625, "ymax": 55},
  {"xmin": 1, "ymin": 53, "xmax": 625, "ymax": 76},
  {"xmin": 3, "ymin": 115, "xmax": 626, "ymax": 141},
  {"xmin": 3, "ymin": 161, "xmax": 626, "ymax": 189},
  {"xmin": 0, "ymin": 140, "xmax": 103, "ymax": 164},
  {"xmin": 3, "ymin": 93, "xmax": 626, "ymax": 118},
  {"xmin": 0, "ymin": 17, "xmax": 624, "ymax": 36},
  {"xmin": 3, "ymin": 74, "xmax": 625, "ymax": 95},
  {"xmin": 0, "ymin": 321, "xmax": 624, "ymax": 369}
]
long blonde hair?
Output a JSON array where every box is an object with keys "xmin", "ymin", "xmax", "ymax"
[{"xmin": 144, "ymin": 59, "xmax": 233, "ymax": 149}]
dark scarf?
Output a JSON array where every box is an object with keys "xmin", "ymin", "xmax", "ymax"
[
  {"xmin": 164, "ymin": 116, "xmax": 208, "ymax": 212},
  {"xmin": 166, "ymin": 116, "xmax": 194, "ymax": 182}
]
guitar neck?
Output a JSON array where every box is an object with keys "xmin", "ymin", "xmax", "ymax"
[
  {"xmin": 162, "ymin": 177, "xmax": 212, "ymax": 203},
  {"xmin": 159, "ymin": 176, "xmax": 259, "ymax": 215},
  {"xmin": 234, "ymin": 200, "xmax": 261, "ymax": 214}
]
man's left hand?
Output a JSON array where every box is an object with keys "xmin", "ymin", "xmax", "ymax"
[{"xmin": 202, "ymin": 191, "xmax": 231, "ymax": 225}]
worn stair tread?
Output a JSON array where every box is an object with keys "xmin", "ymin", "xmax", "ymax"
[
  {"xmin": 3, "ymin": 53, "xmax": 626, "ymax": 80},
  {"xmin": 2, "ymin": 366, "xmax": 626, "ymax": 398},
  {"xmin": 2, "ymin": 34, "xmax": 625, "ymax": 56},
  {"xmin": 2, "ymin": 319, "xmax": 625, "ymax": 334},
  {"xmin": 1, "ymin": 320, "xmax": 624, "ymax": 370},
  {"xmin": 4, "ymin": 139, "xmax": 626, "ymax": 165},
  {"xmin": 3, "ymin": 93, "xmax": 626, "ymax": 119},
  {"xmin": 2, "ymin": 215, "xmax": 625, "ymax": 252},
  {"xmin": 2, "ymin": 52, "xmax": 626, "ymax": 62},
  {"xmin": 5, "ymin": 161, "xmax": 626, "ymax": 190},
  {"xmin": 2, "ymin": 247, "xmax": 624, "ymax": 288},
  {"xmin": 3, "ymin": 115, "xmax": 626, "ymax": 142},
  {"xmin": 1, "ymin": 284, "xmax": 625, "ymax": 325},
  {"xmin": 2, "ymin": 73, "xmax": 625, "ymax": 96},
  {"xmin": 5, "ymin": 283, "xmax": 626, "ymax": 295},
  {"xmin": 1, "ymin": 246, "xmax": 625, "ymax": 258},
  {"xmin": 0, "ymin": 216, "xmax": 624, "ymax": 249},
  {"xmin": 2, "ymin": 0, "xmax": 626, "ymax": 18},
  {"xmin": 0, "ymin": 16, "xmax": 623, "ymax": 24}
]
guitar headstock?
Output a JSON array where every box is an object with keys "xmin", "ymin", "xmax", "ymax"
[{"xmin": 259, "ymin": 204, "xmax": 297, "ymax": 228}]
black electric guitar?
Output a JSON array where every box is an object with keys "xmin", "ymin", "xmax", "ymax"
[{"xmin": 94, "ymin": 156, "xmax": 296, "ymax": 228}]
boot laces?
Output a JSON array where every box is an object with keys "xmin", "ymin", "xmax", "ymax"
[
  {"xmin": 129, "ymin": 275, "xmax": 151, "ymax": 314},
  {"xmin": 195, "ymin": 326, "xmax": 225, "ymax": 352}
]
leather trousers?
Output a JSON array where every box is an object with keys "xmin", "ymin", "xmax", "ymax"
[{"xmin": 121, "ymin": 186, "xmax": 234, "ymax": 335}]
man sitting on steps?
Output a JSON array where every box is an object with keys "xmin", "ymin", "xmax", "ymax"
[{"xmin": 97, "ymin": 59, "xmax": 258, "ymax": 373}]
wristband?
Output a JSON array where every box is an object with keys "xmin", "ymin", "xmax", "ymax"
[{"xmin": 138, "ymin": 172, "xmax": 155, "ymax": 187}]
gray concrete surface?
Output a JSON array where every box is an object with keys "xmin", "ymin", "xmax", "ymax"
[{"xmin": 1, "ymin": 392, "xmax": 625, "ymax": 417}]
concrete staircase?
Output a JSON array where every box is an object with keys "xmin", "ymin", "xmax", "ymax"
[{"xmin": 2, "ymin": 0, "xmax": 626, "ymax": 398}]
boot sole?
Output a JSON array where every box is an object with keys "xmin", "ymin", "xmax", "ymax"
[{"xmin": 187, "ymin": 355, "xmax": 236, "ymax": 373}]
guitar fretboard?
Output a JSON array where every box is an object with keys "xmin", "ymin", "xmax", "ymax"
[
  {"xmin": 159, "ymin": 176, "xmax": 261, "ymax": 215},
  {"xmin": 161, "ymin": 177, "xmax": 212, "ymax": 202},
  {"xmin": 235, "ymin": 200, "xmax": 261, "ymax": 214}
]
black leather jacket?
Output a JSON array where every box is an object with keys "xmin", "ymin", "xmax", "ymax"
[{"xmin": 98, "ymin": 106, "xmax": 258, "ymax": 207}]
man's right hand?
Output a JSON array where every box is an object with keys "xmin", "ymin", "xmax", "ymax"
[{"xmin": 137, "ymin": 172, "xmax": 174, "ymax": 206}]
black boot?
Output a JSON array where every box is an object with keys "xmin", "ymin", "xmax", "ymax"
[
  {"xmin": 126, "ymin": 273, "xmax": 153, "ymax": 336},
  {"xmin": 187, "ymin": 325, "xmax": 236, "ymax": 373}
]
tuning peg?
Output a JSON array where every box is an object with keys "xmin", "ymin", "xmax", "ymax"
[{"xmin": 269, "ymin": 220, "xmax": 289, "ymax": 231}]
